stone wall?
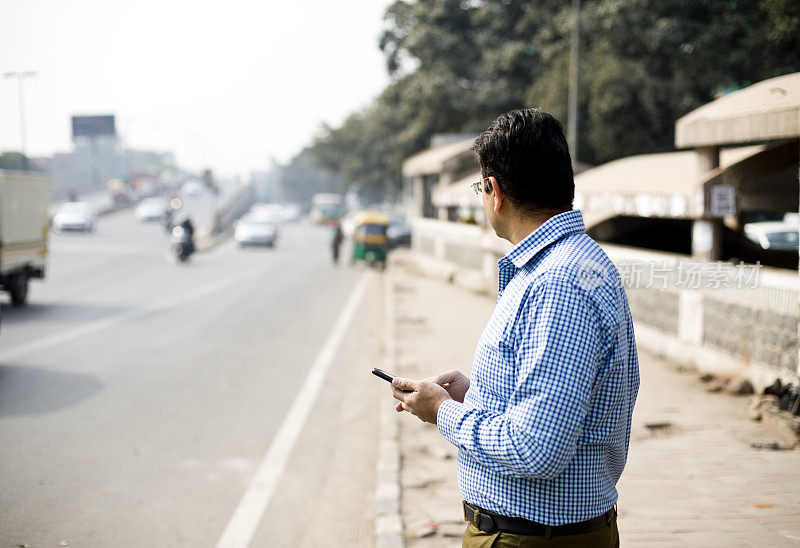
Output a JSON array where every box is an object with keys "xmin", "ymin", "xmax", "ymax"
[{"xmin": 626, "ymin": 287, "xmax": 681, "ymax": 336}]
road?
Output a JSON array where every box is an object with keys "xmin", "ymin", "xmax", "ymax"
[{"xmin": 0, "ymin": 198, "xmax": 384, "ymax": 547}]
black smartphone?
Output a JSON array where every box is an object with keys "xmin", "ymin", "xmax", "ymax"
[{"xmin": 372, "ymin": 368, "xmax": 395, "ymax": 383}]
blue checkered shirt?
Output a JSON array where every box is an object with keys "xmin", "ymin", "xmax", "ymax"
[{"xmin": 437, "ymin": 209, "xmax": 639, "ymax": 525}]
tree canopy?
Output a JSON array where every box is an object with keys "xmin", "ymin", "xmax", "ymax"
[{"xmin": 310, "ymin": 0, "xmax": 799, "ymax": 200}]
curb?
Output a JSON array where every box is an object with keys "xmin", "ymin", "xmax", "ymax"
[{"xmin": 375, "ymin": 270, "xmax": 405, "ymax": 548}]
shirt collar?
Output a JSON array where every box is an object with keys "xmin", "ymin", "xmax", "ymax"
[{"xmin": 504, "ymin": 209, "xmax": 586, "ymax": 269}]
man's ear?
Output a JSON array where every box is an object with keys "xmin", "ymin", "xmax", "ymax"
[{"xmin": 488, "ymin": 176, "xmax": 505, "ymax": 213}]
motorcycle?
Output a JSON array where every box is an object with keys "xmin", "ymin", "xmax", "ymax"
[{"xmin": 171, "ymin": 225, "xmax": 195, "ymax": 263}]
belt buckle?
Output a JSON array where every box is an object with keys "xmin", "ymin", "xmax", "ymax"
[
  {"xmin": 462, "ymin": 501, "xmax": 498, "ymax": 534},
  {"xmin": 464, "ymin": 501, "xmax": 498, "ymax": 534}
]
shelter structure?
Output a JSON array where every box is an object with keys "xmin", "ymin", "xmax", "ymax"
[
  {"xmin": 675, "ymin": 71, "xmax": 800, "ymax": 260},
  {"xmin": 402, "ymin": 137, "xmax": 477, "ymax": 221}
]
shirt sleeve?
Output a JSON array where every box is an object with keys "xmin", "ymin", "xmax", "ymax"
[{"xmin": 437, "ymin": 275, "xmax": 604, "ymax": 480}]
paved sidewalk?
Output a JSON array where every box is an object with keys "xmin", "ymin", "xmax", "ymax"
[{"xmin": 388, "ymin": 253, "xmax": 800, "ymax": 547}]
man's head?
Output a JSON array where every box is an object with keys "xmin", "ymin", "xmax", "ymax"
[{"xmin": 473, "ymin": 109, "xmax": 574, "ymax": 239}]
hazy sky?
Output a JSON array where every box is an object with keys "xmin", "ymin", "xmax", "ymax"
[{"xmin": 0, "ymin": 0, "xmax": 394, "ymax": 176}]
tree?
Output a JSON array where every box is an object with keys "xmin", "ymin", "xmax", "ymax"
[{"xmin": 312, "ymin": 0, "xmax": 800, "ymax": 190}]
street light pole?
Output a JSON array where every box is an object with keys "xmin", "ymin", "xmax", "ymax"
[
  {"xmin": 567, "ymin": 0, "xmax": 580, "ymax": 164},
  {"xmin": 3, "ymin": 71, "xmax": 38, "ymax": 170}
]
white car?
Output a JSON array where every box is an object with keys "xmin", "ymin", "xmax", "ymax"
[
  {"xmin": 135, "ymin": 197, "xmax": 167, "ymax": 222},
  {"xmin": 235, "ymin": 215, "xmax": 278, "ymax": 247},
  {"xmin": 744, "ymin": 221, "xmax": 799, "ymax": 251},
  {"xmin": 52, "ymin": 202, "xmax": 95, "ymax": 233}
]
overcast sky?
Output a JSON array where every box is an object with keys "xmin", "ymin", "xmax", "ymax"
[{"xmin": 0, "ymin": 0, "xmax": 394, "ymax": 176}]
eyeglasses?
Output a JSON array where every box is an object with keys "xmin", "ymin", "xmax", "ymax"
[{"xmin": 469, "ymin": 177, "xmax": 491, "ymax": 195}]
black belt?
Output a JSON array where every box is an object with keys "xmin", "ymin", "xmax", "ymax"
[{"xmin": 463, "ymin": 500, "xmax": 615, "ymax": 537}]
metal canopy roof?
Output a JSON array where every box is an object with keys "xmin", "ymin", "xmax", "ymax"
[
  {"xmin": 675, "ymin": 72, "xmax": 800, "ymax": 148},
  {"xmin": 575, "ymin": 147, "xmax": 762, "ymax": 195},
  {"xmin": 574, "ymin": 146, "xmax": 764, "ymax": 227},
  {"xmin": 402, "ymin": 138, "xmax": 475, "ymax": 177}
]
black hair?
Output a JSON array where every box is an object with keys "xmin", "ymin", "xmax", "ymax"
[{"xmin": 473, "ymin": 108, "xmax": 574, "ymax": 216}]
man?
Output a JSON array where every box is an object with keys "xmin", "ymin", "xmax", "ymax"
[
  {"xmin": 330, "ymin": 219, "xmax": 344, "ymax": 264},
  {"xmin": 392, "ymin": 108, "xmax": 639, "ymax": 547},
  {"xmin": 178, "ymin": 217, "xmax": 196, "ymax": 255}
]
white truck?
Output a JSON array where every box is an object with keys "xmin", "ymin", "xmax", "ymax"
[{"xmin": 0, "ymin": 170, "xmax": 50, "ymax": 305}]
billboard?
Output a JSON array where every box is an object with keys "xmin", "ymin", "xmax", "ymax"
[{"xmin": 72, "ymin": 115, "xmax": 116, "ymax": 138}]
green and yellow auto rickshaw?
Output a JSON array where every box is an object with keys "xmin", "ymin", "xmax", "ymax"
[{"xmin": 351, "ymin": 211, "xmax": 389, "ymax": 268}]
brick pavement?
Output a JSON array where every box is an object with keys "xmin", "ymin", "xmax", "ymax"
[{"xmin": 388, "ymin": 254, "xmax": 800, "ymax": 547}]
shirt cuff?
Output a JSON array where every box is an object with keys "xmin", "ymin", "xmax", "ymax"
[{"xmin": 437, "ymin": 398, "xmax": 467, "ymax": 446}]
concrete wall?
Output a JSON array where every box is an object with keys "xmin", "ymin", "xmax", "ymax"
[
  {"xmin": 410, "ymin": 217, "xmax": 799, "ymax": 390},
  {"xmin": 603, "ymin": 245, "xmax": 799, "ymax": 389}
]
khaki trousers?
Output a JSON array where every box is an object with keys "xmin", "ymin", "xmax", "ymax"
[{"xmin": 462, "ymin": 510, "xmax": 619, "ymax": 548}]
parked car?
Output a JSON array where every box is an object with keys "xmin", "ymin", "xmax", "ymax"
[
  {"xmin": 743, "ymin": 221, "xmax": 799, "ymax": 251},
  {"xmin": 235, "ymin": 215, "xmax": 278, "ymax": 247},
  {"xmin": 52, "ymin": 202, "xmax": 95, "ymax": 233},
  {"xmin": 135, "ymin": 197, "xmax": 168, "ymax": 222}
]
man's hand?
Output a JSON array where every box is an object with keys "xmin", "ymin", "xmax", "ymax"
[
  {"xmin": 428, "ymin": 370, "xmax": 470, "ymax": 403},
  {"xmin": 391, "ymin": 377, "xmax": 451, "ymax": 424}
]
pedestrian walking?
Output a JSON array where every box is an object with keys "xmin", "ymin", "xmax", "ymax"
[
  {"xmin": 330, "ymin": 220, "xmax": 344, "ymax": 264},
  {"xmin": 389, "ymin": 108, "xmax": 640, "ymax": 547}
]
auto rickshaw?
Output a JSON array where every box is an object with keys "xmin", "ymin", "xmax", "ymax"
[{"xmin": 351, "ymin": 211, "xmax": 390, "ymax": 268}]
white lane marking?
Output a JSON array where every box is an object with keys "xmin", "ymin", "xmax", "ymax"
[
  {"xmin": 0, "ymin": 267, "xmax": 275, "ymax": 362},
  {"xmin": 215, "ymin": 271, "xmax": 372, "ymax": 548}
]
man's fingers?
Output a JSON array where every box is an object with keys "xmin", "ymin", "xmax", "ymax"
[
  {"xmin": 392, "ymin": 385, "xmax": 412, "ymax": 402},
  {"xmin": 434, "ymin": 371, "xmax": 457, "ymax": 385},
  {"xmin": 395, "ymin": 402, "xmax": 404, "ymax": 412},
  {"xmin": 392, "ymin": 376, "xmax": 418, "ymax": 391}
]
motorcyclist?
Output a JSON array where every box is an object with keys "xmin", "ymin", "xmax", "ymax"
[{"xmin": 180, "ymin": 218, "xmax": 195, "ymax": 254}]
